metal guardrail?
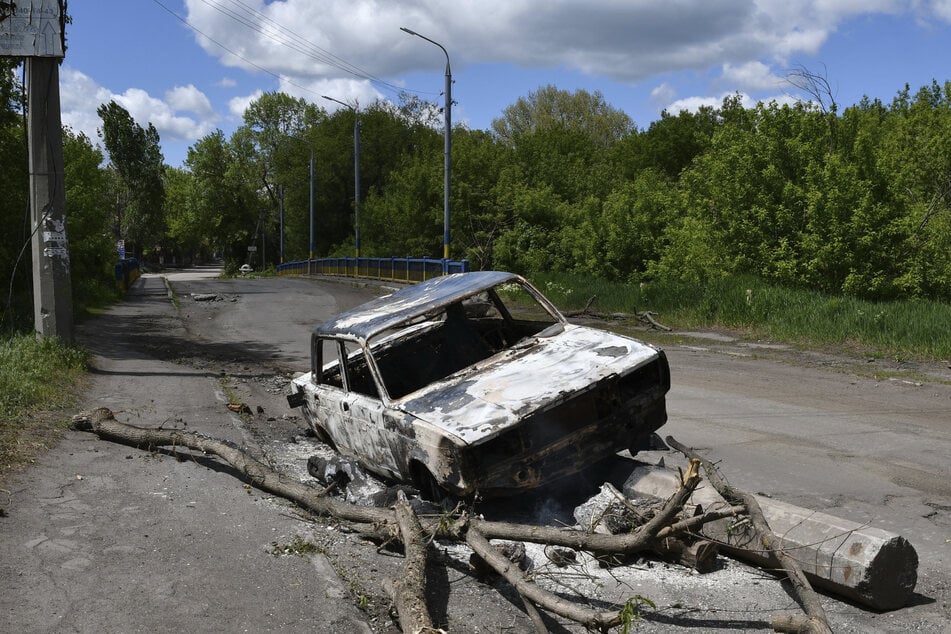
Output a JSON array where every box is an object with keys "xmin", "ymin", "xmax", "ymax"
[{"xmin": 276, "ymin": 256, "xmax": 470, "ymax": 282}]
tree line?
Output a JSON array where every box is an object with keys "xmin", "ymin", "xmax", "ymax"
[{"xmin": 2, "ymin": 62, "xmax": 951, "ymax": 331}]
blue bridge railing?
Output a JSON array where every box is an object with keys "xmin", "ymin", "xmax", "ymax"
[
  {"xmin": 276, "ymin": 256, "xmax": 470, "ymax": 282},
  {"xmin": 115, "ymin": 257, "xmax": 141, "ymax": 292}
]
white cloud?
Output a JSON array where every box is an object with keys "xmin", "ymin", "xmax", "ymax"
[
  {"xmin": 927, "ymin": 0, "xmax": 951, "ymax": 21},
  {"xmin": 60, "ymin": 68, "xmax": 218, "ymax": 146},
  {"xmin": 182, "ymin": 0, "xmax": 903, "ymax": 85},
  {"xmin": 162, "ymin": 0, "xmax": 951, "ymax": 140},
  {"xmin": 59, "ymin": 68, "xmax": 113, "ymax": 139},
  {"xmin": 229, "ymin": 90, "xmax": 263, "ymax": 119},
  {"xmin": 664, "ymin": 91, "xmax": 801, "ymax": 116},
  {"xmin": 278, "ymin": 76, "xmax": 383, "ymax": 111},
  {"xmin": 165, "ymin": 84, "xmax": 215, "ymax": 119},
  {"xmin": 649, "ymin": 83, "xmax": 677, "ymax": 110},
  {"xmin": 665, "ymin": 94, "xmax": 740, "ymax": 116},
  {"xmin": 216, "ymin": 77, "xmax": 237, "ymax": 88},
  {"xmin": 719, "ymin": 61, "xmax": 786, "ymax": 92}
]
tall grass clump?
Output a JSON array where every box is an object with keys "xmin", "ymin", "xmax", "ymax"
[
  {"xmin": 526, "ymin": 272, "xmax": 951, "ymax": 359},
  {"xmin": 0, "ymin": 334, "xmax": 87, "ymax": 417},
  {"xmin": 1, "ymin": 334, "xmax": 88, "ymax": 481}
]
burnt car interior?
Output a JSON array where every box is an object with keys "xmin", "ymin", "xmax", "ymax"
[{"xmin": 315, "ymin": 283, "xmax": 566, "ymax": 401}]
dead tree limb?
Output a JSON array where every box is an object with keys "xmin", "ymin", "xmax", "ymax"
[
  {"xmin": 70, "ymin": 408, "xmax": 392, "ymax": 527},
  {"xmin": 381, "ymin": 491, "xmax": 437, "ymax": 634},
  {"xmin": 666, "ymin": 436, "xmax": 833, "ymax": 634},
  {"xmin": 519, "ymin": 596, "xmax": 550, "ymax": 634},
  {"xmin": 466, "ymin": 528, "xmax": 624, "ymax": 630},
  {"xmin": 564, "ymin": 296, "xmax": 672, "ymax": 331},
  {"xmin": 464, "ymin": 459, "xmax": 705, "ymax": 555},
  {"xmin": 69, "ymin": 409, "xmax": 748, "ymax": 632}
]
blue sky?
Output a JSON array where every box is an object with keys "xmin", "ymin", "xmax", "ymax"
[{"xmin": 57, "ymin": 1, "xmax": 951, "ymax": 167}]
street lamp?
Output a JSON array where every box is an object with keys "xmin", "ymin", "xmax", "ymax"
[
  {"xmin": 400, "ymin": 26, "xmax": 452, "ymax": 261},
  {"xmin": 322, "ymin": 95, "xmax": 361, "ymax": 258}
]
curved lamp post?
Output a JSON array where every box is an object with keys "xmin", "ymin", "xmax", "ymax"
[
  {"xmin": 322, "ymin": 95, "xmax": 361, "ymax": 258},
  {"xmin": 400, "ymin": 26, "xmax": 452, "ymax": 260}
]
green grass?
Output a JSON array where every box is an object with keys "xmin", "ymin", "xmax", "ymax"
[
  {"xmin": 527, "ymin": 272, "xmax": 951, "ymax": 360},
  {"xmin": 72, "ymin": 278, "xmax": 122, "ymax": 321},
  {"xmin": 0, "ymin": 334, "xmax": 88, "ymax": 482}
]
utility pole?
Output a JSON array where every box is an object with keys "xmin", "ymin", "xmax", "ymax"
[
  {"xmin": 2, "ymin": 1, "xmax": 71, "ymax": 340},
  {"xmin": 25, "ymin": 32, "xmax": 72, "ymax": 340}
]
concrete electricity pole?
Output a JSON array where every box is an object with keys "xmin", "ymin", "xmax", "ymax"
[
  {"xmin": 2, "ymin": 2, "xmax": 74, "ymax": 341},
  {"xmin": 26, "ymin": 58, "xmax": 73, "ymax": 341}
]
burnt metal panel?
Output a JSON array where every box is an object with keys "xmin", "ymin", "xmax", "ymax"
[{"xmin": 314, "ymin": 271, "xmax": 536, "ymax": 340}]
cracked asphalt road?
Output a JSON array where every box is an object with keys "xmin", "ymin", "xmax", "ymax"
[{"xmin": 2, "ymin": 267, "xmax": 949, "ymax": 632}]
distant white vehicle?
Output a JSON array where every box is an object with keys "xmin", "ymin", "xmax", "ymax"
[{"xmin": 238, "ymin": 264, "xmax": 253, "ymax": 273}]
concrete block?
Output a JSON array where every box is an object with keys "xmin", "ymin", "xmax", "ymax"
[{"xmin": 623, "ymin": 464, "xmax": 918, "ymax": 610}]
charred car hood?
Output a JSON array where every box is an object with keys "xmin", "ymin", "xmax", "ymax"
[{"xmin": 396, "ymin": 325, "xmax": 659, "ymax": 445}]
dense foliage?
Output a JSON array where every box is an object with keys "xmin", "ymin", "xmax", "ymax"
[{"xmin": 2, "ymin": 73, "xmax": 951, "ymax": 334}]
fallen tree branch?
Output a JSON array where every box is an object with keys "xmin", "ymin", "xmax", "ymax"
[
  {"xmin": 67, "ymin": 409, "xmax": 741, "ymax": 632},
  {"xmin": 666, "ymin": 435, "xmax": 833, "ymax": 634},
  {"xmin": 466, "ymin": 528, "xmax": 624, "ymax": 630},
  {"xmin": 382, "ymin": 490, "xmax": 438, "ymax": 634},
  {"xmin": 70, "ymin": 408, "xmax": 392, "ymax": 527},
  {"xmin": 564, "ymin": 296, "xmax": 672, "ymax": 331}
]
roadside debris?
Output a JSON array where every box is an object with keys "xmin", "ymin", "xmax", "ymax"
[
  {"xmin": 564, "ymin": 294, "xmax": 672, "ymax": 331},
  {"xmin": 226, "ymin": 402, "xmax": 253, "ymax": 415},
  {"xmin": 70, "ymin": 407, "xmax": 919, "ymax": 633},
  {"xmin": 625, "ymin": 459, "xmax": 919, "ymax": 610},
  {"xmin": 190, "ymin": 293, "xmax": 239, "ymax": 302}
]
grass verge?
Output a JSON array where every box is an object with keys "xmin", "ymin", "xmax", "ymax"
[
  {"xmin": 527, "ymin": 272, "xmax": 951, "ymax": 361},
  {"xmin": 0, "ymin": 334, "xmax": 88, "ymax": 484}
]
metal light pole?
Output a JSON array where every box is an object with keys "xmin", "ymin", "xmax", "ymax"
[
  {"xmin": 308, "ymin": 146, "xmax": 314, "ymax": 274},
  {"xmin": 322, "ymin": 96, "xmax": 361, "ymax": 258},
  {"xmin": 400, "ymin": 26, "xmax": 452, "ymax": 260},
  {"xmin": 278, "ymin": 184, "xmax": 284, "ymax": 264}
]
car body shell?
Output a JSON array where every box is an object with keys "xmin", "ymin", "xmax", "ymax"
[{"xmin": 288, "ymin": 271, "xmax": 670, "ymax": 497}]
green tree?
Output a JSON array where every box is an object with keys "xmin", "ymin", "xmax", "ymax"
[
  {"xmin": 62, "ymin": 129, "xmax": 118, "ymax": 309},
  {"xmin": 0, "ymin": 60, "xmax": 29, "ymax": 329},
  {"xmin": 96, "ymin": 101, "xmax": 166, "ymax": 258},
  {"xmin": 492, "ymin": 85, "xmax": 633, "ymax": 149},
  {"xmin": 613, "ymin": 106, "xmax": 718, "ymax": 180},
  {"xmin": 168, "ymin": 128, "xmax": 263, "ymax": 268}
]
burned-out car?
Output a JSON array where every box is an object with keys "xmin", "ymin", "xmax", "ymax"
[{"xmin": 288, "ymin": 271, "xmax": 670, "ymax": 498}]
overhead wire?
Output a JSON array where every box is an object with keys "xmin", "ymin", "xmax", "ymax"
[
  {"xmin": 202, "ymin": 0, "xmax": 393, "ymax": 88},
  {"xmin": 149, "ymin": 0, "xmax": 325, "ymax": 99},
  {"xmin": 151, "ymin": 0, "xmax": 430, "ymax": 101}
]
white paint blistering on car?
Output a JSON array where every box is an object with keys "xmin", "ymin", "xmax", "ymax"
[{"xmin": 400, "ymin": 325, "xmax": 658, "ymax": 444}]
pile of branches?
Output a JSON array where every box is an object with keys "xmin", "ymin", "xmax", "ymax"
[
  {"xmin": 71, "ymin": 408, "xmax": 830, "ymax": 633},
  {"xmin": 564, "ymin": 295, "xmax": 672, "ymax": 332}
]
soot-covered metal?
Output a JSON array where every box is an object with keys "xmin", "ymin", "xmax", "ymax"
[{"xmin": 288, "ymin": 271, "xmax": 670, "ymax": 498}]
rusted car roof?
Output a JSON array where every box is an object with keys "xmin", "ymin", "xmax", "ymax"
[{"xmin": 315, "ymin": 271, "xmax": 539, "ymax": 341}]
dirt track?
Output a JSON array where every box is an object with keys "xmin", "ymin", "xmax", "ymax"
[{"xmin": 2, "ymin": 268, "xmax": 949, "ymax": 632}]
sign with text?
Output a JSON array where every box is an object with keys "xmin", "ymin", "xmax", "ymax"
[{"xmin": 0, "ymin": 1, "xmax": 65, "ymax": 58}]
